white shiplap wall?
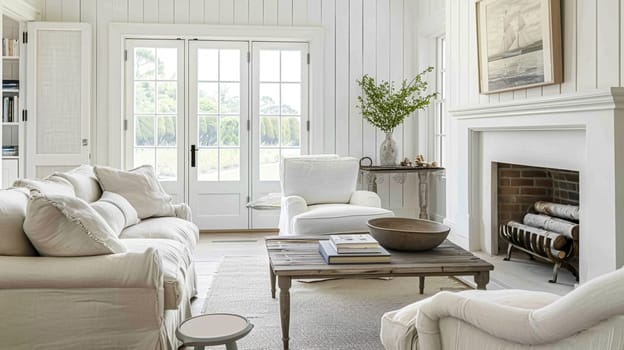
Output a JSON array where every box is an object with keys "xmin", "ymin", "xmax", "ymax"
[
  {"xmin": 40, "ymin": 0, "xmax": 417, "ymax": 164},
  {"xmin": 40, "ymin": 0, "xmax": 425, "ymax": 216},
  {"xmin": 446, "ymin": 0, "xmax": 622, "ymax": 110}
]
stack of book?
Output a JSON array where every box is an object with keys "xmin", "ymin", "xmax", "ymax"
[
  {"xmin": 2, "ymin": 145, "xmax": 17, "ymax": 157},
  {"xmin": 318, "ymin": 233, "xmax": 391, "ymax": 264},
  {"xmin": 3, "ymin": 80, "xmax": 18, "ymax": 89}
]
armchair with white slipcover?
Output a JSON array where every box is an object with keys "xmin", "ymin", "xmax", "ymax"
[
  {"xmin": 381, "ymin": 267, "xmax": 624, "ymax": 350},
  {"xmin": 278, "ymin": 155, "xmax": 394, "ymax": 235}
]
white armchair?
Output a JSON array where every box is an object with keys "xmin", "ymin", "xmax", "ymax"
[
  {"xmin": 381, "ymin": 267, "xmax": 624, "ymax": 350},
  {"xmin": 278, "ymin": 155, "xmax": 394, "ymax": 235}
]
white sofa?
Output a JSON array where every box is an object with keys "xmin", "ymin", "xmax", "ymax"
[
  {"xmin": 381, "ymin": 267, "xmax": 624, "ymax": 350},
  {"xmin": 278, "ymin": 155, "xmax": 394, "ymax": 235},
  {"xmin": 0, "ymin": 165, "xmax": 199, "ymax": 350}
]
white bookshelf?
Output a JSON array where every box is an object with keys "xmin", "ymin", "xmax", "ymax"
[{"xmin": 1, "ymin": 14, "xmax": 23, "ymax": 186}]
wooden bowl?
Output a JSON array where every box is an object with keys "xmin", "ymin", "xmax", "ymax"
[{"xmin": 367, "ymin": 217, "xmax": 450, "ymax": 251}]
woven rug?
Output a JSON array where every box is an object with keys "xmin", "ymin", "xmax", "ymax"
[{"xmin": 202, "ymin": 256, "xmax": 467, "ymax": 350}]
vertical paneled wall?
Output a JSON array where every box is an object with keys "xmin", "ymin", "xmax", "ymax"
[
  {"xmin": 40, "ymin": 0, "xmax": 424, "ymax": 216},
  {"xmin": 446, "ymin": 0, "xmax": 622, "ymax": 110},
  {"xmin": 40, "ymin": 0, "xmax": 415, "ymax": 164}
]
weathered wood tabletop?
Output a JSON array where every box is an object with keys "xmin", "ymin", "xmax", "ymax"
[{"xmin": 265, "ymin": 236, "xmax": 494, "ymax": 350}]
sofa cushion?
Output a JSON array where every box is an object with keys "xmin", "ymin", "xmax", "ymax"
[
  {"xmin": 91, "ymin": 192, "xmax": 140, "ymax": 235},
  {"xmin": 23, "ymin": 194, "xmax": 127, "ymax": 257},
  {"xmin": 123, "ymin": 239, "xmax": 192, "ymax": 310},
  {"xmin": 292, "ymin": 204, "xmax": 394, "ymax": 235},
  {"xmin": 0, "ymin": 188, "xmax": 37, "ymax": 256},
  {"xmin": 13, "ymin": 177, "xmax": 75, "ymax": 197},
  {"xmin": 95, "ymin": 165, "xmax": 175, "ymax": 219},
  {"xmin": 51, "ymin": 165, "xmax": 102, "ymax": 202},
  {"xmin": 120, "ymin": 217, "xmax": 199, "ymax": 251},
  {"xmin": 280, "ymin": 156, "xmax": 358, "ymax": 205}
]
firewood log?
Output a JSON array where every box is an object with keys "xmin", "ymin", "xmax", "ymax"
[
  {"xmin": 506, "ymin": 221, "xmax": 569, "ymax": 250},
  {"xmin": 523, "ymin": 213, "xmax": 579, "ymax": 240},
  {"xmin": 533, "ymin": 201, "xmax": 579, "ymax": 221}
]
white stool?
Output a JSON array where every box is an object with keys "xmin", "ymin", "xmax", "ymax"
[{"xmin": 176, "ymin": 313, "xmax": 253, "ymax": 350}]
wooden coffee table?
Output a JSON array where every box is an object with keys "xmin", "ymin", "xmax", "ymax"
[{"xmin": 265, "ymin": 236, "xmax": 494, "ymax": 350}]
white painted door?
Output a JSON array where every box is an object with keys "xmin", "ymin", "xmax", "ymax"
[
  {"xmin": 251, "ymin": 42, "xmax": 309, "ymax": 228},
  {"xmin": 188, "ymin": 41, "xmax": 250, "ymax": 229},
  {"xmin": 124, "ymin": 39, "xmax": 185, "ymax": 203},
  {"xmin": 26, "ymin": 22, "xmax": 91, "ymax": 178}
]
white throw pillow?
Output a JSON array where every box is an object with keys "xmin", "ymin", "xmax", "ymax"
[
  {"xmin": 23, "ymin": 194, "xmax": 127, "ymax": 257},
  {"xmin": 13, "ymin": 176, "xmax": 76, "ymax": 197},
  {"xmin": 51, "ymin": 165, "xmax": 102, "ymax": 202},
  {"xmin": 91, "ymin": 191, "xmax": 140, "ymax": 235},
  {"xmin": 94, "ymin": 165, "xmax": 175, "ymax": 219}
]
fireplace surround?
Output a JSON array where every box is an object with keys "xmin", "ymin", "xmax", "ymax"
[{"xmin": 447, "ymin": 88, "xmax": 624, "ymax": 283}]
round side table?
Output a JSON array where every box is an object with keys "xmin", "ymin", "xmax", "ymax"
[{"xmin": 176, "ymin": 313, "xmax": 253, "ymax": 350}]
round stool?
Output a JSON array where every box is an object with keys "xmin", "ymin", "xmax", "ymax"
[{"xmin": 176, "ymin": 313, "xmax": 253, "ymax": 350}]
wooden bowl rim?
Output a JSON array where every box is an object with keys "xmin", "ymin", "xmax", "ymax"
[{"xmin": 368, "ymin": 217, "xmax": 450, "ymax": 234}]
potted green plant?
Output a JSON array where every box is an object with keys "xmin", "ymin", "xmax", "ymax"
[{"xmin": 356, "ymin": 67, "xmax": 438, "ymax": 165}]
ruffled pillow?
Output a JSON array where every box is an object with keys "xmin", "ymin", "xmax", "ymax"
[{"xmin": 23, "ymin": 194, "xmax": 126, "ymax": 257}]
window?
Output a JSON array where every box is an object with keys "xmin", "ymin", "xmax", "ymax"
[{"xmin": 433, "ymin": 36, "xmax": 447, "ymax": 166}]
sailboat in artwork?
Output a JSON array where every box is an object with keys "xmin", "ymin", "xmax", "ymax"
[{"xmin": 490, "ymin": 8, "xmax": 543, "ymax": 62}]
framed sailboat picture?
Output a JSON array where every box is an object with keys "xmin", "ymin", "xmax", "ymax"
[{"xmin": 476, "ymin": 0, "xmax": 562, "ymax": 94}]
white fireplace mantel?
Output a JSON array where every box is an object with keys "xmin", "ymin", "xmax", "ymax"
[
  {"xmin": 445, "ymin": 87, "xmax": 624, "ymax": 284},
  {"xmin": 450, "ymin": 87, "xmax": 624, "ymax": 119}
]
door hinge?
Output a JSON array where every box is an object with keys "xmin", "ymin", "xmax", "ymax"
[
  {"xmin": 306, "ymin": 120, "xmax": 310, "ymax": 131},
  {"xmin": 21, "ymin": 109, "xmax": 27, "ymax": 122},
  {"xmin": 124, "ymin": 49, "xmax": 128, "ymax": 62},
  {"xmin": 82, "ymin": 138, "xmax": 89, "ymax": 146},
  {"xmin": 307, "ymin": 53, "xmax": 310, "ymax": 65},
  {"xmin": 22, "ymin": 32, "xmax": 27, "ymax": 44},
  {"xmin": 247, "ymin": 119, "xmax": 250, "ymax": 131},
  {"xmin": 247, "ymin": 51, "xmax": 250, "ymax": 63},
  {"xmin": 246, "ymin": 196, "xmax": 250, "ymax": 203},
  {"xmin": 123, "ymin": 119, "xmax": 128, "ymax": 131}
]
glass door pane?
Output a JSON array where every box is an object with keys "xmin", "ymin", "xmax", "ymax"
[
  {"xmin": 125, "ymin": 39, "xmax": 185, "ymax": 203},
  {"xmin": 252, "ymin": 42, "xmax": 309, "ymax": 228}
]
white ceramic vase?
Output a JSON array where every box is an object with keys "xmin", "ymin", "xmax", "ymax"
[{"xmin": 380, "ymin": 131, "xmax": 397, "ymax": 165}]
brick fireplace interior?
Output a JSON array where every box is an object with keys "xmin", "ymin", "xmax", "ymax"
[{"xmin": 496, "ymin": 162, "xmax": 580, "ymax": 254}]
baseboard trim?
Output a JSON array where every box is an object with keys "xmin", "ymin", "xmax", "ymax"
[{"xmin": 200, "ymin": 228, "xmax": 279, "ymax": 234}]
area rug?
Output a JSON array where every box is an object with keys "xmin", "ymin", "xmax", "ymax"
[{"xmin": 202, "ymin": 256, "xmax": 467, "ymax": 350}]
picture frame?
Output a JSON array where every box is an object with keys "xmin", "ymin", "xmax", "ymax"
[{"xmin": 476, "ymin": 0, "xmax": 562, "ymax": 94}]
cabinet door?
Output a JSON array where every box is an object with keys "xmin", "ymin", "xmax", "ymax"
[
  {"xmin": 2, "ymin": 159, "xmax": 18, "ymax": 188},
  {"xmin": 25, "ymin": 22, "xmax": 91, "ymax": 178}
]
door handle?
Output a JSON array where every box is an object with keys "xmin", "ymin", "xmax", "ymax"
[{"xmin": 190, "ymin": 145, "xmax": 197, "ymax": 167}]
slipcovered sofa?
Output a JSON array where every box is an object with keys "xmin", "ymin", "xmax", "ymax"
[
  {"xmin": 381, "ymin": 267, "xmax": 624, "ymax": 350},
  {"xmin": 0, "ymin": 165, "xmax": 199, "ymax": 350}
]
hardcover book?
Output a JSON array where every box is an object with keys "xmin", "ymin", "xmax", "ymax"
[
  {"xmin": 319, "ymin": 240, "xmax": 390, "ymax": 264},
  {"xmin": 329, "ymin": 233, "xmax": 380, "ymax": 249},
  {"xmin": 328, "ymin": 240, "xmax": 383, "ymax": 254}
]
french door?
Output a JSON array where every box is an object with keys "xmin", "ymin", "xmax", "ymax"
[
  {"xmin": 125, "ymin": 39, "xmax": 308, "ymax": 230},
  {"xmin": 188, "ymin": 41, "xmax": 250, "ymax": 229},
  {"xmin": 125, "ymin": 39, "xmax": 185, "ymax": 203},
  {"xmin": 251, "ymin": 42, "xmax": 309, "ymax": 228}
]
